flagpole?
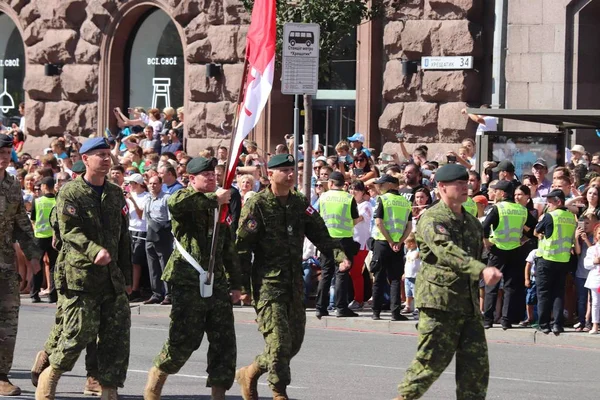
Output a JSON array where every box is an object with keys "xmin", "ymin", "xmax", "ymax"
[{"xmin": 205, "ymin": 56, "xmax": 250, "ymax": 285}]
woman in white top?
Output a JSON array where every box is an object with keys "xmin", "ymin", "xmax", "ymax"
[
  {"xmin": 583, "ymin": 223, "xmax": 600, "ymax": 334},
  {"xmin": 348, "ymin": 180, "xmax": 373, "ymax": 309},
  {"xmin": 125, "ymin": 173, "xmax": 151, "ymax": 302}
]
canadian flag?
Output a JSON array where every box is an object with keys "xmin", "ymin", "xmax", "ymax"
[{"xmin": 225, "ymin": 0, "xmax": 276, "ymax": 189}]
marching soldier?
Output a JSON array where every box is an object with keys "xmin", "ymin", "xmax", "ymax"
[
  {"xmin": 36, "ymin": 138, "xmax": 132, "ymax": 400},
  {"xmin": 0, "ymin": 134, "xmax": 41, "ymax": 396},
  {"xmin": 235, "ymin": 154, "xmax": 351, "ymax": 400},
  {"xmin": 143, "ymin": 157, "xmax": 241, "ymax": 400},
  {"xmin": 395, "ymin": 164, "xmax": 502, "ymax": 400}
]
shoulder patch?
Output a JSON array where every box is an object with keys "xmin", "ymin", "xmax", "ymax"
[
  {"xmin": 63, "ymin": 203, "xmax": 78, "ymax": 217},
  {"xmin": 434, "ymin": 224, "xmax": 448, "ymax": 235},
  {"xmin": 245, "ymin": 217, "xmax": 258, "ymax": 232},
  {"xmin": 225, "ymin": 214, "xmax": 233, "ymax": 226},
  {"xmin": 305, "ymin": 205, "xmax": 316, "ymax": 216},
  {"xmin": 121, "ymin": 204, "xmax": 129, "ymax": 217}
]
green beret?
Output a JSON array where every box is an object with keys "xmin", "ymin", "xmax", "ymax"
[
  {"xmin": 435, "ymin": 164, "xmax": 469, "ymax": 182},
  {"xmin": 267, "ymin": 154, "xmax": 295, "ymax": 169},
  {"xmin": 187, "ymin": 157, "xmax": 217, "ymax": 175},
  {"xmin": 71, "ymin": 160, "xmax": 86, "ymax": 174}
]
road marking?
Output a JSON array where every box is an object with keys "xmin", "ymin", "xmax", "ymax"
[
  {"xmin": 127, "ymin": 369, "xmax": 308, "ymax": 389},
  {"xmin": 348, "ymin": 363, "xmax": 561, "ymax": 385}
]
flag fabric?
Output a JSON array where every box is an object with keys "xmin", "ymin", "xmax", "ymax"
[{"xmin": 224, "ymin": 0, "xmax": 276, "ymax": 189}]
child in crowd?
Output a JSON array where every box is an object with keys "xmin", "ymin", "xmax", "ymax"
[
  {"xmin": 574, "ymin": 214, "xmax": 596, "ymax": 331},
  {"xmin": 583, "ymin": 224, "xmax": 600, "ymax": 335},
  {"xmin": 520, "ymin": 248, "xmax": 538, "ymax": 327},
  {"xmin": 402, "ymin": 233, "xmax": 420, "ymax": 315}
]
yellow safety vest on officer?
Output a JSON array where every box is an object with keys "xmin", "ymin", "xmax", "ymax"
[
  {"xmin": 33, "ymin": 195, "xmax": 56, "ymax": 239},
  {"xmin": 463, "ymin": 197, "xmax": 478, "ymax": 218},
  {"xmin": 489, "ymin": 201, "xmax": 528, "ymax": 250},
  {"xmin": 372, "ymin": 192, "xmax": 412, "ymax": 242},
  {"xmin": 318, "ymin": 189, "xmax": 354, "ymax": 238},
  {"xmin": 538, "ymin": 209, "xmax": 576, "ymax": 263}
]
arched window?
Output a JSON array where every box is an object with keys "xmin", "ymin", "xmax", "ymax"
[
  {"xmin": 126, "ymin": 8, "xmax": 183, "ymax": 111},
  {"xmin": 0, "ymin": 13, "xmax": 25, "ymax": 126}
]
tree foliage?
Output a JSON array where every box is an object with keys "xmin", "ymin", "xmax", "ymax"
[{"xmin": 241, "ymin": 0, "xmax": 381, "ymax": 80}]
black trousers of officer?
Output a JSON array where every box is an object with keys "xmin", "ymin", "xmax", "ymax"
[
  {"xmin": 536, "ymin": 258, "xmax": 569, "ymax": 329},
  {"xmin": 146, "ymin": 235, "xmax": 173, "ymax": 300},
  {"xmin": 31, "ymin": 236, "xmax": 58, "ymax": 302},
  {"xmin": 316, "ymin": 237, "xmax": 357, "ymax": 312},
  {"xmin": 370, "ymin": 240, "xmax": 404, "ymax": 316},
  {"xmin": 484, "ymin": 245, "xmax": 525, "ymax": 325}
]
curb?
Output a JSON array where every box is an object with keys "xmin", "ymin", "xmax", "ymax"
[{"xmin": 132, "ymin": 304, "xmax": 600, "ymax": 350}]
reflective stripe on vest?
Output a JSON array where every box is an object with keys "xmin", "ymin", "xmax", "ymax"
[
  {"xmin": 489, "ymin": 201, "xmax": 527, "ymax": 250},
  {"xmin": 463, "ymin": 197, "xmax": 477, "ymax": 217},
  {"xmin": 319, "ymin": 190, "xmax": 354, "ymax": 238},
  {"xmin": 539, "ymin": 209, "xmax": 576, "ymax": 262},
  {"xmin": 372, "ymin": 193, "xmax": 411, "ymax": 242},
  {"xmin": 34, "ymin": 196, "xmax": 56, "ymax": 238}
]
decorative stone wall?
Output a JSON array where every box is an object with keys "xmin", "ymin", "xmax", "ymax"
[
  {"xmin": 0, "ymin": 0, "xmax": 249, "ymax": 143},
  {"xmin": 377, "ymin": 0, "xmax": 483, "ymax": 145}
]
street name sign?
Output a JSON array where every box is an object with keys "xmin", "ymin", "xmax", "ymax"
[{"xmin": 421, "ymin": 56, "xmax": 474, "ymax": 70}]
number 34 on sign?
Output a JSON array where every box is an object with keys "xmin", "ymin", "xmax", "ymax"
[{"xmin": 421, "ymin": 56, "xmax": 473, "ymax": 70}]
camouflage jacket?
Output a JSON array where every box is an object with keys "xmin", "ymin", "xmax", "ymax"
[
  {"xmin": 415, "ymin": 200, "xmax": 486, "ymax": 315},
  {"xmin": 0, "ymin": 173, "xmax": 40, "ymax": 269},
  {"xmin": 236, "ymin": 187, "xmax": 347, "ymax": 305},
  {"xmin": 161, "ymin": 187, "xmax": 242, "ymax": 293},
  {"xmin": 55, "ymin": 176, "xmax": 132, "ymax": 293}
]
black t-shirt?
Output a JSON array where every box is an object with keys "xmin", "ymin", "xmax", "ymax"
[{"xmin": 399, "ymin": 184, "xmax": 425, "ymax": 203}]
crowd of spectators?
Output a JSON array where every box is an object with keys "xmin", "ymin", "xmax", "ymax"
[{"xmin": 2, "ymin": 104, "xmax": 599, "ymax": 334}]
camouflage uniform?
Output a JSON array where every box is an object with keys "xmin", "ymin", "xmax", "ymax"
[
  {"xmin": 236, "ymin": 188, "xmax": 347, "ymax": 390},
  {"xmin": 42, "ymin": 207, "xmax": 98, "ymax": 375},
  {"xmin": 398, "ymin": 200, "xmax": 489, "ymax": 400},
  {"xmin": 153, "ymin": 187, "xmax": 242, "ymax": 389},
  {"xmin": 50, "ymin": 176, "xmax": 132, "ymax": 388},
  {"xmin": 0, "ymin": 173, "xmax": 41, "ymax": 375}
]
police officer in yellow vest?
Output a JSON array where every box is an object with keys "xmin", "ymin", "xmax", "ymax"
[
  {"xmin": 534, "ymin": 189, "xmax": 577, "ymax": 335},
  {"xmin": 482, "ymin": 180, "xmax": 536, "ymax": 329},
  {"xmin": 315, "ymin": 171, "xmax": 362, "ymax": 318},
  {"xmin": 370, "ymin": 174, "xmax": 412, "ymax": 321},
  {"xmin": 463, "ymin": 196, "xmax": 478, "ymax": 218},
  {"xmin": 30, "ymin": 176, "xmax": 59, "ymax": 304}
]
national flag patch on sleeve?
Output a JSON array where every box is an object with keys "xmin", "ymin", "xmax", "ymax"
[
  {"xmin": 305, "ymin": 205, "xmax": 316, "ymax": 216},
  {"xmin": 121, "ymin": 204, "xmax": 129, "ymax": 216},
  {"xmin": 225, "ymin": 214, "xmax": 233, "ymax": 226}
]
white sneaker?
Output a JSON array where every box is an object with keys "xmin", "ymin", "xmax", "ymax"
[
  {"xmin": 589, "ymin": 329, "xmax": 599, "ymax": 335},
  {"xmin": 573, "ymin": 322, "xmax": 582, "ymax": 329},
  {"xmin": 348, "ymin": 300, "xmax": 363, "ymax": 311}
]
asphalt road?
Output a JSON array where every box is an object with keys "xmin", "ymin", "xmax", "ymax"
[{"xmin": 7, "ymin": 304, "xmax": 599, "ymax": 400}]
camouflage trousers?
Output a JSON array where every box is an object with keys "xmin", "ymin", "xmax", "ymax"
[
  {"xmin": 254, "ymin": 294, "xmax": 306, "ymax": 389},
  {"xmin": 154, "ymin": 284, "xmax": 236, "ymax": 389},
  {"xmin": 49, "ymin": 289, "xmax": 131, "ymax": 387},
  {"xmin": 44, "ymin": 293, "xmax": 99, "ymax": 376},
  {"xmin": 398, "ymin": 308, "xmax": 489, "ymax": 400},
  {"xmin": 0, "ymin": 270, "xmax": 19, "ymax": 375}
]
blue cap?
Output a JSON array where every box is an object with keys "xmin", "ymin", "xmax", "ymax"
[
  {"xmin": 347, "ymin": 133, "xmax": 365, "ymax": 142},
  {"xmin": 80, "ymin": 137, "xmax": 110, "ymax": 154}
]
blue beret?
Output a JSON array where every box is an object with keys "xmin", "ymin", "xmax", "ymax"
[
  {"xmin": 80, "ymin": 137, "xmax": 110, "ymax": 154},
  {"xmin": 267, "ymin": 154, "xmax": 295, "ymax": 168}
]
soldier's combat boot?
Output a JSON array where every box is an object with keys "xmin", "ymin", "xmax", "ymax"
[
  {"xmin": 143, "ymin": 366, "xmax": 169, "ymax": 400},
  {"xmin": 35, "ymin": 367, "xmax": 62, "ymax": 400},
  {"xmin": 211, "ymin": 386, "xmax": 226, "ymax": 400},
  {"xmin": 271, "ymin": 385, "xmax": 289, "ymax": 400},
  {"xmin": 0, "ymin": 374, "xmax": 21, "ymax": 396},
  {"xmin": 100, "ymin": 387, "xmax": 118, "ymax": 400},
  {"xmin": 83, "ymin": 375, "xmax": 102, "ymax": 396},
  {"xmin": 235, "ymin": 362, "xmax": 262, "ymax": 400},
  {"xmin": 31, "ymin": 350, "xmax": 50, "ymax": 387}
]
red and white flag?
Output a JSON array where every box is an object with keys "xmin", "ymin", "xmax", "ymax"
[{"xmin": 225, "ymin": 0, "xmax": 276, "ymax": 189}]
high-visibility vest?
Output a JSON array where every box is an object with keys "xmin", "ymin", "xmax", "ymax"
[
  {"xmin": 318, "ymin": 190, "xmax": 354, "ymax": 238},
  {"xmin": 372, "ymin": 193, "xmax": 411, "ymax": 242},
  {"xmin": 489, "ymin": 201, "xmax": 527, "ymax": 250},
  {"xmin": 463, "ymin": 197, "xmax": 478, "ymax": 217},
  {"xmin": 34, "ymin": 195, "xmax": 56, "ymax": 239},
  {"xmin": 538, "ymin": 209, "xmax": 576, "ymax": 262}
]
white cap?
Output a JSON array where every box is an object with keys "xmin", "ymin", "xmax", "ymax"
[
  {"xmin": 124, "ymin": 173, "xmax": 144, "ymax": 185},
  {"xmin": 571, "ymin": 144, "xmax": 586, "ymax": 154}
]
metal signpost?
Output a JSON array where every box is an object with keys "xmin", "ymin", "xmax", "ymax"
[{"xmin": 282, "ymin": 22, "xmax": 320, "ymax": 183}]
